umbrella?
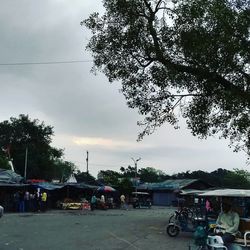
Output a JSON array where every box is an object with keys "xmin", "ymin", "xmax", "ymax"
[{"xmin": 97, "ymin": 185, "xmax": 116, "ymax": 192}]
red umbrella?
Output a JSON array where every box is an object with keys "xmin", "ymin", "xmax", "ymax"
[{"xmin": 97, "ymin": 186, "xmax": 116, "ymax": 192}]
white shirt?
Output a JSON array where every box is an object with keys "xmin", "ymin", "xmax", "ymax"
[{"xmin": 216, "ymin": 211, "xmax": 240, "ymax": 235}]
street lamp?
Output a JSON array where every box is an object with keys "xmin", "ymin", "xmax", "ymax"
[{"xmin": 131, "ymin": 157, "xmax": 141, "ymax": 194}]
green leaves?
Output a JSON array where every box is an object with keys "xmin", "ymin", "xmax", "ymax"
[
  {"xmin": 84, "ymin": 0, "xmax": 250, "ymax": 156},
  {"xmin": 0, "ymin": 115, "xmax": 74, "ymax": 180}
]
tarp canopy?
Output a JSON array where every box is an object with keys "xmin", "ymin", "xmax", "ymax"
[
  {"xmin": 66, "ymin": 183, "xmax": 98, "ymax": 190},
  {"xmin": 137, "ymin": 179, "xmax": 201, "ymax": 191},
  {"xmin": 199, "ymin": 189, "xmax": 250, "ymax": 198},
  {"xmin": 31, "ymin": 182, "xmax": 64, "ymax": 191},
  {"xmin": 31, "ymin": 182, "xmax": 98, "ymax": 191},
  {"xmin": 0, "ymin": 183, "xmax": 29, "ymax": 187},
  {"xmin": 180, "ymin": 189, "xmax": 209, "ymax": 196},
  {"xmin": 0, "ymin": 169, "xmax": 24, "ymax": 184}
]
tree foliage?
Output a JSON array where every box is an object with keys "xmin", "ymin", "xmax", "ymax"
[
  {"xmin": 0, "ymin": 155, "xmax": 10, "ymax": 170},
  {"xmin": 120, "ymin": 165, "xmax": 136, "ymax": 178},
  {"xmin": 138, "ymin": 167, "xmax": 168, "ymax": 182},
  {"xmin": 83, "ymin": 0, "xmax": 250, "ymax": 156},
  {"xmin": 0, "ymin": 115, "xmax": 74, "ymax": 180},
  {"xmin": 223, "ymin": 168, "xmax": 250, "ymax": 188},
  {"xmin": 75, "ymin": 171, "xmax": 97, "ymax": 185},
  {"xmin": 53, "ymin": 160, "xmax": 77, "ymax": 183},
  {"xmin": 97, "ymin": 170, "xmax": 122, "ymax": 186}
]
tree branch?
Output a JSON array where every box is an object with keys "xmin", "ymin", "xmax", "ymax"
[{"xmin": 143, "ymin": 0, "xmax": 250, "ymax": 102}]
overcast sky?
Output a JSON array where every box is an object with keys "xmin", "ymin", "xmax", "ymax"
[{"xmin": 0, "ymin": 0, "xmax": 247, "ymax": 177}]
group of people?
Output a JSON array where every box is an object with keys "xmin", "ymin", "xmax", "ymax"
[
  {"xmin": 90, "ymin": 194, "xmax": 107, "ymax": 210},
  {"xmin": 13, "ymin": 190, "xmax": 47, "ymax": 212},
  {"xmin": 90, "ymin": 194, "xmax": 127, "ymax": 211}
]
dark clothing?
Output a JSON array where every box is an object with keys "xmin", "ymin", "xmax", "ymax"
[{"xmin": 222, "ymin": 232, "xmax": 235, "ymax": 244}]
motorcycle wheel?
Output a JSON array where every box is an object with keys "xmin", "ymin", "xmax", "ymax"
[{"xmin": 166, "ymin": 224, "xmax": 180, "ymax": 237}]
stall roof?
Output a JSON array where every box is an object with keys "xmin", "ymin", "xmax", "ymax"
[
  {"xmin": 66, "ymin": 183, "xmax": 98, "ymax": 190},
  {"xmin": 31, "ymin": 182, "xmax": 99, "ymax": 191},
  {"xmin": 180, "ymin": 189, "xmax": 209, "ymax": 196},
  {"xmin": 32, "ymin": 182, "xmax": 64, "ymax": 190},
  {"xmin": 138, "ymin": 179, "xmax": 204, "ymax": 191},
  {"xmin": 0, "ymin": 183, "xmax": 29, "ymax": 187},
  {"xmin": 0, "ymin": 169, "xmax": 24, "ymax": 184},
  {"xmin": 199, "ymin": 189, "xmax": 250, "ymax": 198}
]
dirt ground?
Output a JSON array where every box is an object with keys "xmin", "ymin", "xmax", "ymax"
[{"xmin": 0, "ymin": 207, "xmax": 194, "ymax": 250}]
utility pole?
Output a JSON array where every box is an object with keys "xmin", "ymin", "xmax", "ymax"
[
  {"xmin": 131, "ymin": 157, "xmax": 141, "ymax": 194},
  {"xmin": 86, "ymin": 151, "xmax": 89, "ymax": 174},
  {"xmin": 24, "ymin": 147, "xmax": 28, "ymax": 180}
]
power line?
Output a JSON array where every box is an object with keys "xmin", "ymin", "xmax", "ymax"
[{"xmin": 0, "ymin": 60, "xmax": 93, "ymax": 66}]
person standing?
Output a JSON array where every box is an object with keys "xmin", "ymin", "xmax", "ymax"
[
  {"xmin": 41, "ymin": 191, "xmax": 47, "ymax": 212},
  {"xmin": 13, "ymin": 191, "xmax": 20, "ymax": 212},
  {"xmin": 24, "ymin": 191, "xmax": 30, "ymax": 212},
  {"xmin": 35, "ymin": 190, "xmax": 41, "ymax": 212},
  {"xmin": 100, "ymin": 195, "xmax": 106, "ymax": 209},
  {"xmin": 90, "ymin": 195, "xmax": 97, "ymax": 211},
  {"xmin": 120, "ymin": 194, "xmax": 126, "ymax": 209},
  {"xmin": 29, "ymin": 191, "xmax": 35, "ymax": 212},
  {"xmin": 18, "ymin": 191, "xmax": 25, "ymax": 212}
]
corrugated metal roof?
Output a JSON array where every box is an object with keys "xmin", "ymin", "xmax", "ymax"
[{"xmin": 137, "ymin": 179, "xmax": 200, "ymax": 190}]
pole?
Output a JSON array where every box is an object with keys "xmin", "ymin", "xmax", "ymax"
[
  {"xmin": 24, "ymin": 147, "xmax": 28, "ymax": 179},
  {"xmin": 86, "ymin": 151, "xmax": 89, "ymax": 174},
  {"xmin": 131, "ymin": 157, "xmax": 141, "ymax": 195},
  {"xmin": 135, "ymin": 161, "xmax": 138, "ymax": 193}
]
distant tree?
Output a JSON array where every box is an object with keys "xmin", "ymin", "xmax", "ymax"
[
  {"xmin": 75, "ymin": 171, "xmax": 96, "ymax": 185},
  {"xmin": 223, "ymin": 168, "xmax": 250, "ymax": 188},
  {"xmin": 120, "ymin": 165, "xmax": 136, "ymax": 178},
  {"xmin": 138, "ymin": 167, "xmax": 169, "ymax": 182},
  {"xmin": 0, "ymin": 114, "xmax": 66, "ymax": 180},
  {"xmin": 172, "ymin": 170, "xmax": 192, "ymax": 179},
  {"xmin": 209, "ymin": 168, "xmax": 231, "ymax": 187},
  {"xmin": 97, "ymin": 170, "xmax": 121, "ymax": 186},
  {"xmin": 84, "ymin": 0, "xmax": 250, "ymax": 157},
  {"xmin": 117, "ymin": 178, "xmax": 134, "ymax": 195},
  {"xmin": 53, "ymin": 160, "xmax": 77, "ymax": 183}
]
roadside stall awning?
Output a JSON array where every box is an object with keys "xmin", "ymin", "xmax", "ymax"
[
  {"xmin": 199, "ymin": 189, "xmax": 250, "ymax": 198},
  {"xmin": 32, "ymin": 182, "xmax": 64, "ymax": 191},
  {"xmin": 31, "ymin": 182, "xmax": 98, "ymax": 191},
  {"xmin": 180, "ymin": 189, "xmax": 209, "ymax": 196},
  {"xmin": 0, "ymin": 183, "xmax": 29, "ymax": 187}
]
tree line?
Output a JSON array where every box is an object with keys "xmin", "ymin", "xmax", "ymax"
[
  {"xmin": 0, "ymin": 115, "xmax": 249, "ymax": 190},
  {"xmin": 98, "ymin": 166, "xmax": 250, "ymax": 190}
]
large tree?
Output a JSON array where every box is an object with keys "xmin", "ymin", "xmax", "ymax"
[
  {"xmin": 138, "ymin": 167, "xmax": 169, "ymax": 182},
  {"xmin": 83, "ymin": 0, "xmax": 250, "ymax": 155},
  {"xmin": 0, "ymin": 114, "xmax": 72, "ymax": 180}
]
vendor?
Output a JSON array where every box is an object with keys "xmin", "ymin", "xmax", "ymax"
[{"xmin": 216, "ymin": 202, "xmax": 240, "ymax": 244}]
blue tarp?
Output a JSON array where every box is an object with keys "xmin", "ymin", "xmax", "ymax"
[
  {"xmin": 31, "ymin": 182, "xmax": 98, "ymax": 191},
  {"xmin": 0, "ymin": 169, "xmax": 24, "ymax": 184}
]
